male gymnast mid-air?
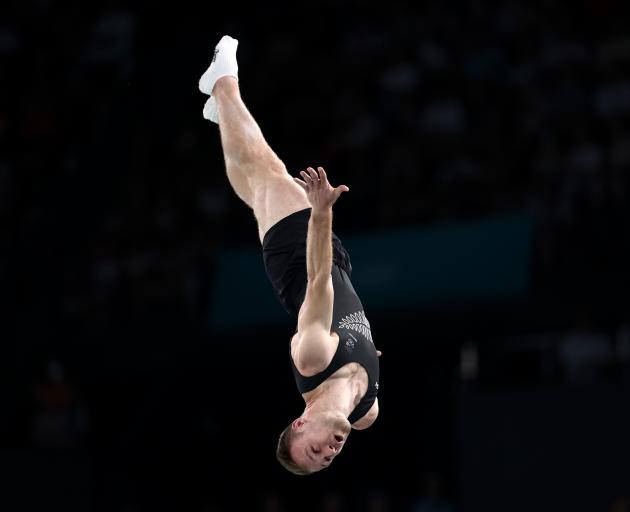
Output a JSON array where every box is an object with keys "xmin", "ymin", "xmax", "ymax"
[{"xmin": 199, "ymin": 35, "xmax": 381, "ymax": 475}]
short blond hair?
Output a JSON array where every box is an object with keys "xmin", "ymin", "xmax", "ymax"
[{"xmin": 276, "ymin": 423, "xmax": 311, "ymax": 476}]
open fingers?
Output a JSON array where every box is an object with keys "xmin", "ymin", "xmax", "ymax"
[
  {"xmin": 317, "ymin": 167, "xmax": 329, "ymax": 186},
  {"xmin": 307, "ymin": 167, "xmax": 320, "ymax": 183},
  {"xmin": 300, "ymin": 170, "xmax": 314, "ymax": 185},
  {"xmin": 296, "ymin": 166, "xmax": 333, "ymax": 192}
]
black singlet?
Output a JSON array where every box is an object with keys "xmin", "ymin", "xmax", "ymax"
[
  {"xmin": 262, "ymin": 208, "xmax": 379, "ymax": 424},
  {"xmin": 290, "ymin": 265, "xmax": 379, "ymax": 424}
]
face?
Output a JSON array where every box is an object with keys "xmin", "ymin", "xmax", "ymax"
[{"xmin": 289, "ymin": 411, "xmax": 351, "ymax": 473}]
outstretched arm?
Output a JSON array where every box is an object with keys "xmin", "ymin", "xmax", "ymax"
[
  {"xmin": 292, "ymin": 168, "xmax": 348, "ymax": 371},
  {"xmin": 296, "ymin": 167, "xmax": 348, "ymax": 279},
  {"xmin": 294, "ymin": 167, "xmax": 348, "ymax": 328}
]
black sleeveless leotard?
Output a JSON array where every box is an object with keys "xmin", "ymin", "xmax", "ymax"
[{"xmin": 262, "ymin": 208, "xmax": 379, "ymax": 423}]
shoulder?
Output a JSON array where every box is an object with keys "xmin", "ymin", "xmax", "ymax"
[
  {"xmin": 351, "ymin": 398, "xmax": 379, "ymax": 430},
  {"xmin": 291, "ymin": 328, "xmax": 339, "ymax": 377}
]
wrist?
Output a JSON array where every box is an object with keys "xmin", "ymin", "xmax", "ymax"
[
  {"xmin": 311, "ymin": 206, "xmax": 332, "ymax": 222},
  {"xmin": 311, "ymin": 206, "xmax": 332, "ymax": 219}
]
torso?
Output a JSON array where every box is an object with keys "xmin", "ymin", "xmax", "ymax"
[
  {"xmin": 291, "ymin": 331, "xmax": 369, "ymax": 413},
  {"xmin": 290, "ymin": 265, "xmax": 380, "ymax": 426}
]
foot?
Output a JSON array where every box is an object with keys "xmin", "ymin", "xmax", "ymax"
[
  {"xmin": 199, "ymin": 35, "xmax": 239, "ymax": 96},
  {"xmin": 202, "ymin": 96, "xmax": 218, "ymax": 123}
]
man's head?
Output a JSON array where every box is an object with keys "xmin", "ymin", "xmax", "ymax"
[{"xmin": 276, "ymin": 410, "xmax": 351, "ymax": 475}]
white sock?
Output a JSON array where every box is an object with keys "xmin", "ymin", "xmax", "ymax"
[
  {"xmin": 203, "ymin": 96, "xmax": 219, "ymax": 123},
  {"xmin": 199, "ymin": 35, "xmax": 239, "ymax": 96}
]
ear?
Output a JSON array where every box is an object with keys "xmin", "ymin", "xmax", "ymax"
[{"xmin": 292, "ymin": 418, "xmax": 305, "ymax": 431}]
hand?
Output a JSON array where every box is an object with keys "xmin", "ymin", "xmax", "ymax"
[{"xmin": 294, "ymin": 167, "xmax": 349, "ymax": 212}]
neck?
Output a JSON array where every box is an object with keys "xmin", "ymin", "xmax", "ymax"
[{"xmin": 303, "ymin": 379, "xmax": 355, "ymax": 418}]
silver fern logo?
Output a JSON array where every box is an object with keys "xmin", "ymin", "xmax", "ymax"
[{"xmin": 338, "ymin": 310, "xmax": 373, "ymax": 343}]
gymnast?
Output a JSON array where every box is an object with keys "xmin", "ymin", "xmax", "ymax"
[{"xmin": 199, "ymin": 36, "xmax": 381, "ymax": 475}]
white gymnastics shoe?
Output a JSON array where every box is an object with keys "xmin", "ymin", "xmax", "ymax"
[
  {"xmin": 202, "ymin": 96, "xmax": 218, "ymax": 123},
  {"xmin": 199, "ymin": 35, "xmax": 239, "ymax": 96}
]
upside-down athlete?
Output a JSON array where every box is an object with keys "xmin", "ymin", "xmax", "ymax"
[{"xmin": 198, "ymin": 35, "xmax": 381, "ymax": 475}]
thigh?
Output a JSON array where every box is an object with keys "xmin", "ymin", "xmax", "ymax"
[{"xmin": 252, "ymin": 171, "xmax": 311, "ymax": 241}]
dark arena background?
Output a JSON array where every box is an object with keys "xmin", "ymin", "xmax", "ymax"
[{"xmin": 2, "ymin": 1, "xmax": 630, "ymax": 511}]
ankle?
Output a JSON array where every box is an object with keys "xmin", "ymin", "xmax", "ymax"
[{"xmin": 213, "ymin": 76, "xmax": 239, "ymax": 96}]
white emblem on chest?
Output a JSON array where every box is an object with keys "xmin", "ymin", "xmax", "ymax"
[{"xmin": 338, "ymin": 310, "xmax": 373, "ymax": 343}]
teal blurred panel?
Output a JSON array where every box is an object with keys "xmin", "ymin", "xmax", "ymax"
[
  {"xmin": 209, "ymin": 248, "xmax": 292, "ymax": 330},
  {"xmin": 209, "ymin": 214, "xmax": 534, "ymax": 329},
  {"xmin": 343, "ymin": 213, "xmax": 534, "ymax": 311}
]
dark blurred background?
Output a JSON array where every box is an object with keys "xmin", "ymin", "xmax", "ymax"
[{"xmin": 2, "ymin": 0, "xmax": 630, "ymax": 510}]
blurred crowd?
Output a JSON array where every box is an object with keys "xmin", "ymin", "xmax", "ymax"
[
  {"xmin": 2, "ymin": 1, "xmax": 630, "ymax": 510},
  {"xmin": 2, "ymin": 0, "xmax": 629, "ymax": 333}
]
